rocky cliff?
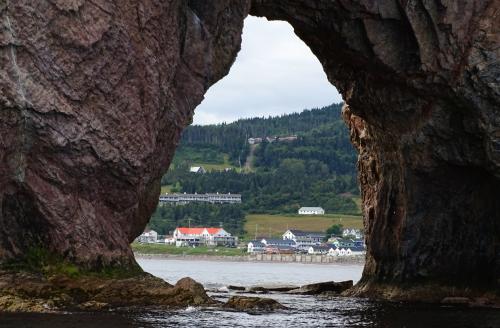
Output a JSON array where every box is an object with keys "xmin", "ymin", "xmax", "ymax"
[
  {"xmin": 250, "ymin": 0, "xmax": 500, "ymax": 298},
  {"xmin": 0, "ymin": 0, "xmax": 249, "ymax": 269},
  {"xmin": 0, "ymin": 0, "xmax": 498, "ymax": 302}
]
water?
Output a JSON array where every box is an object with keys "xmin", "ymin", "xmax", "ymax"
[{"xmin": 1, "ymin": 258, "xmax": 499, "ymax": 328}]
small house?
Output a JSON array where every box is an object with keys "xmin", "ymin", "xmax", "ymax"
[
  {"xmin": 308, "ymin": 245, "xmax": 330, "ymax": 255},
  {"xmin": 137, "ymin": 229, "xmax": 158, "ymax": 243},
  {"xmin": 247, "ymin": 241, "xmax": 265, "ymax": 253},
  {"xmin": 189, "ymin": 166, "xmax": 206, "ymax": 174}
]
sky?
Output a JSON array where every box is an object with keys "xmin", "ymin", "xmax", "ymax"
[{"xmin": 192, "ymin": 16, "xmax": 342, "ymax": 125}]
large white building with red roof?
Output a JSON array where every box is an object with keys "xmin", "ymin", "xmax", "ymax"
[{"xmin": 173, "ymin": 227, "xmax": 237, "ymax": 247}]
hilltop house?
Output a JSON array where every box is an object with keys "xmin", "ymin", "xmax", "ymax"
[
  {"xmin": 137, "ymin": 229, "xmax": 158, "ymax": 243},
  {"xmin": 282, "ymin": 229, "xmax": 325, "ymax": 249},
  {"xmin": 298, "ymin": 207, "xmax": 325, "ymax": 215},
  {"xmin": 173, "ymin": 227, "xmax": 236, "ymax": 247},
  {"xmin": 248, "ymin": 137, "xmax": 263, "ymax": 145},
  {"xmin": 189, "ymin": 166, "xmax": 206, "ymax": 174},
  {"xmin": 159, "ymin": 192, "xmax": 241, "ymax": 205}
]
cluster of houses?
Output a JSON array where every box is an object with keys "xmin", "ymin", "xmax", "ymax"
[
  {"xmin": 136, "ymin": 227, "xmax": 237, "ymax": 247},
  {"xmin": 159, "ymin": 192, "xmax": 242, "ymax": 205},
  {"xmin": 247, "ymin": 229, "xmax": 365, "ymax": 257},
  {"xmin": 248, "ymin": 135, "xmax": 298, "ymax": 145}
]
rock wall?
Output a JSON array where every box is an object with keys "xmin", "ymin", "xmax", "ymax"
[
  {"xmin": 0, "ymin": 0, "xmax": 249, "ymax": 268},
  {"xmin": 251, "ymin": 0, "xmax": 500, "ymax": 296},
  {"xmin": 0, "ymin": 0, "xmax": 498, "ymax": 299}
]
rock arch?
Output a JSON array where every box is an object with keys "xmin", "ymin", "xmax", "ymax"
[{"xmin": 0, "ymin": 0, "xmax": 498, "ymax": 301}]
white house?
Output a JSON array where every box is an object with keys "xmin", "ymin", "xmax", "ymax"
[
  {"xmin": 164, "ymin": 235, "xmax": 176, "ymax": 245},
  {"xmin": 248, "ymin": 137, "xmax": 263, "ymax": 145},
  {"xmin": 298, "ymin": 207, "xmax": 325, "ymax": 215},
  {"xmin": 342, "ymin": 228, "xmax": 363, "ymax": 239},
  {"xmin": 282, "ymin": 229, "xmax": 325, "ymax": 249},
  {"xmin": 247, "ymin": 241, "xmax": 265, "ymax": 253},
  {"xmin": 173, "ymin": 227, "xmax": 236, "ymax": 247},
  {"xmin": 307, "ymin": 245, "xmax": 330, "ymax": 255},
  {"xmin": 137, "ymin": 229, "xmax": 158, "ymax": 243},
  {"xmin": 189, "ymin": 166, "xmax": 206, "ymax": 174}
]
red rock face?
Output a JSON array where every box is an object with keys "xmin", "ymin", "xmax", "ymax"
[
  {"xmin": 0, "ymin": 0, "xmax": 249, "ymax": 268},
  {"xmin": 0, "ymin": 0, "xmax": 498, "ymax": 299},
  {"xmin": 251, "ymin": 0, "xmax": 500, "ymax": 296}
]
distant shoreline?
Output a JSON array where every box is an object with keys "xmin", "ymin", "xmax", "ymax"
[{"xmin": 134, "ymin": 253, "xmax": 365, "ymax": 265}]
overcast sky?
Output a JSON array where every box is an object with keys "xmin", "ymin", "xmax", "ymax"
[{"xmin": 192, "ymin": 16, "xmax": 342, "ymax": 125}]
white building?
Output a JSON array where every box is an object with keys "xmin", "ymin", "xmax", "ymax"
[
  {"xmin": 189, "ymin": 166, "xmax": 206, "ymax": 174},
  {"xmin": 159, "ymin": 193, "xmax": 241, "ymax": 205},
  {"xmin": 308, "ymin": 245, "xmax": 330, "ymax": 255},
  {"xmin": 248, "ymin": 137, "xmax": 263, "ymax": 145},
  {"xmin": 247, "ymin": 241, "xmax": 265, "ymax": 253},
  {"xmin": 282, "ymin": 229, "xmax": 325, "ymax": 249},
  {"xmin": 298, "ymin": 207, "xmax": 325, "ymax": 215},
  {"xmin": 342, "ymin": 228, "xmax": 363, "ymax": 239},
  {"xmin": 173, "ymin": 227, "xmax": 237, "ymax": 247},
  {"xmin": 137, "ymin": 229, "xmax": 158, "ymax": 243}
]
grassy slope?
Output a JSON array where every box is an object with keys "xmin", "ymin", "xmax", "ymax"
[
  {"xmin": 131, "ymin": 243, "xmax": 245, "ymax": 256},
  {"xmin": 244, "ymin": 213, "xmax": 363, "ymax": 240}
]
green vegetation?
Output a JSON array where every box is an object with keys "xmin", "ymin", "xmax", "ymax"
[
  {"xmin": 152, "ymin": 103, "xmax": 360, "ymax": 237},
  {"xmin": 149, "ymin": 203, "xmax": 246, "ymax": 235},
  {"xmin": 1, "ymin": 247, "xmax": 142, "ymax": 278},
  {"xmin": 243, "ymin": 213, "xmax": 362, "ymax": 240},
  {"xmin": 324, "ymin": 224, "xmax": 344, "ymax": 241},
  {"xmin": 132, "ymin": 243, "xmax": 245, "ymax": 256}
]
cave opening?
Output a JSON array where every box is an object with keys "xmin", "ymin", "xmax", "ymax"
[{"xmin": 140, "ymin": 15, "xmax": 366, "ymax": 288}]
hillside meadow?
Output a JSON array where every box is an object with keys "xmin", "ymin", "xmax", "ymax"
[{"xmin": 243, "ymin": 213, "xmax": 363, "ymax": 240}]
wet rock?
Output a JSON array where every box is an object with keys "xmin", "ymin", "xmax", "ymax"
[
  {"xmin": 288, "ymin": 281, "xmax": 353, "ymax": 295},
  {"xmin": 246, "ymin": 285, "xmax": 298, "ymax": 293},
  {"xmin": 223, "ymin": 296, "xmax": 286, "ymax": 312},
  {"xmin": 227, "ymin": 285, "xmax": 246, "ymax": 291},
  {"xmin": 0, "ymin": 271, "xmax": 214, "ymax": 312},
  {"xmin": 441, "ymin": 297, "xmax": 471, "ymax": 305}
]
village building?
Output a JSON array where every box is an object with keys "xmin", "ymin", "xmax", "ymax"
[
  {"xmin": 282, "ymin": 229, "xmax": 325, "ymax": 249},
  {"xmin": 159, "ymin": 192, "xmax": 242, "ymax": 205},
  {"xmin": 298, "ymin": 207, "xmax": 325, "ymax": 215},
  {"xmin": 189, "ymin": 166, "xmax": 206, "ymax": 174},
  {"xmin": 342, "ymin": 228, "xmax": 363, "ymax": 239},
  {"xmin": 247, "ymin": 241, "xmax": 265, "ymax": 253},
  {"xmin": 136, "ymin": 229, "xmax": 158, "ymax": 243},
  {"xmin": 260, "ymin": 238, "xmax": 296, "ymax": 248},
  {"xmin": 248, "ymin": 137, "xmax": 263, "ymax": 145},
  {"xmin": 308, "ymin": 245, "xmax": 330, "ymax": 255},
  {"xmin": 173, "ymin": 227, "xmax": 237, "ymax": 247},
  {"xmin": 265, "ymin": 245, "xmax": 295, "ymax": 254}
]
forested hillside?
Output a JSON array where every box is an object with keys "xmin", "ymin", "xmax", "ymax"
[{"xmin": 150, "ymin": 103, "xmax": 360, "ymax": 236}]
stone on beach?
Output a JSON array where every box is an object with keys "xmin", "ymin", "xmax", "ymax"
[
  {"xmin": 223, "ymin": 296, "xmax": 286, "ymax": 312},
  {"xmin": 288, "ymin": 281, "xmax": 353, "ymax": 295}
]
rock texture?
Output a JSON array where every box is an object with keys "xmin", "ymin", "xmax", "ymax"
[
  {"xmin": 0, "ymin": 0, "xmax": 249, "ymax": 268},
  {"xmin": 223, "ymin": 296, "xmax": 286, "ymax": 312},
  {"xmin": 250, "ymin": 0, "xmax": 500, "ymax": 299},
  {"xmin": 0, "ymin": 272, "xmax": 214, "ymax": 312},
  {"xmin": 0, "ymin": 0, "xmax": 499, "ymax": 303}
]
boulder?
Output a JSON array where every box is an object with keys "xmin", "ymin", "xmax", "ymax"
[
  {"xmin": 288, "ymin": 281, "xmax": 353, "ymax": 295},
  {"xmin": 223, "ymin": 296, "xmax": 286, "ymax": 312}
]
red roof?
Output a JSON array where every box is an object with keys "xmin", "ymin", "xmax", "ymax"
[{"xmin": 176, "ymin": 227, "xmax": 222, "ymax": 235}]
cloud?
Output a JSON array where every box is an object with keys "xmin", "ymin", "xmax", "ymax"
[{"xmin": 192, "ymin": 16, "xmax": 342, "ymax": 125}]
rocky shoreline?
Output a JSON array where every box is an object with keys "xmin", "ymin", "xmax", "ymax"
[{"xmin": 0, "ymin": 270, "xmax": 292, "ymax": 314}]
